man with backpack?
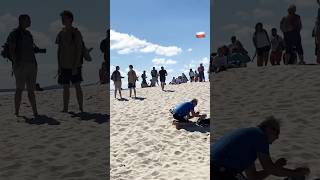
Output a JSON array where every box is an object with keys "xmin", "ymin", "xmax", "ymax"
[
  {"xmin": 5, "ymin": 14, "xmax": 40, "ymax": 117},
  {"xmin": 280, "ymin": 4, "xmax": 305, "ymax": 65},
  {"xmin": 150, "ymin": 67, "xmax": 159, "ymax": 86},
  {"xmin": 56, "ymin": 10, "xmax": 84, "ymax": 113}
]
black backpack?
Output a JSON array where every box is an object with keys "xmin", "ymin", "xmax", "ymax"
[{"xmin": 1, "ymin": 29, "xmax": 22, "ymax": 62}]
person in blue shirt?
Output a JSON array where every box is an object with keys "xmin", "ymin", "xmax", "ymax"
[
  {"xmin": 171, "ymin": 99, "xmax": 200, "ymax": 122},
  {"xmin": 211, "ymin": 116, "xmax": 310, "ymax": 180}
]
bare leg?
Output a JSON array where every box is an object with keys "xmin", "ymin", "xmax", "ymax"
[
  {"xmin": 114, "ymin": 90, "xmax": 117, "ymax": 99},
  {"xmin": 134, "ymin": 88, "xmax": 136, "ymax": 98},
  {"xmin": 62, "ymin": 85, "xmax": 70, "ymax": 112},
  {"xmin": 298, "ymin": 54, "xmax": 305, "ymax": 64},
  {"xmin": 257, "ymin": 56, "xmax": 263, "ymax": 67},
  {"xmin": 129, "ymin": 88, "xmax": 132, "ymax": 97},
  {"xmin": 14, "ymin": 89, "xmax": 23, "ymax": 116},
  {"xmin": 119, "ymin": 89, "xmax": 122, "ymax": 99},
  {"xmin": 27, "ymin": 90, "xmax": 38, "ymax": 116},
  {"xmin": 264, "ymin": 52, "xmax": 269, "ymax": 66},
  {"xmin": 74, "ymin": 83, "xmax": 83, "ymax": 112},
  {"xmin": 284, "ymin": 53, "xmax": 290, "ymax": 65}
]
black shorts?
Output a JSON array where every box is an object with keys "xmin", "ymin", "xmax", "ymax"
[
  {"xmin": 256, "ymin": 46, "xmax": 270, "ymax": 56},
  {"xmin": 173, "ymin": 114, "xmax": 188, "ymax": 122},
  {"xmin": 284, "ymin": 31, "xmax": 304, "ymax": 55},
  {"xmin": 211, "ymin": 165, "xmax": 248, "ymax": 180},
  {"xmin": 128, "ymin": 82, "xmax": 136, "ymax": 88},
  {"xmin": 58, "ymin": 67, "xmax": 83, "ymax": 85},
  {"xmin": 160, "ymin": 76, "xmax": 166, "ymax": 82}
]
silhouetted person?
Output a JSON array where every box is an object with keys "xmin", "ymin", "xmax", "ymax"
[
  {"xmin": 7, "ymin": 14, "xmax": 39, "ymax": 117},
  {"xmin": 141, "ymin": 70, "xmax": 148, "ymax": 87},
  {"xmin": 198, "ymin": 63, "xmax": 205, "ymax": 82},
  {"xmin": 99, "ymin": 62, "xmax": 108, "ymax": 84},
  {"xmin": 100, "ymin": 29, "xmax": 109, "ymax": 83},
  {"xmin": 159, "ymin": 66, "xmax": 167, "ymax": 91},
  {"xmin": 280, "ymin": 4, "xmax": 305, "ymax": 65},
  {"xmin": 127, "ymin": 65, "xmax": 138, "ymax": 98},
  {"xmin": 56, "ymin": 10, "xmax": 84, "ymax": 113},
  {"xmin": 313, "ymin": 5, "xmax": 320, "ymax": 64},
  {"xmin": 211, "ymin": 116, "xmax": 310, "ymax": 179},
  {"xmin": 270, "ymin": 28, "xmax": 284, "ymax": 65},
  {"xmin": 253, "ymin": 22, "xmax": 271, "ymax": 66},
  {"xmin": 111, "ymin": 66, "xmax": 123, "ymax": 99},
  {"xmin": 151, "ymin": 67, "xmax": 159, "ymax": 86}
]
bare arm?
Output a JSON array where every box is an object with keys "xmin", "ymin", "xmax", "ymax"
[{"xmin": 258, "ymin": 153, "xmax": 307, "ymax": 177}]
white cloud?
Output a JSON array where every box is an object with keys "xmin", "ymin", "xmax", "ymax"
[
  {"xmin": 252, "ymin": 8, "xmax": 275, "ymax": 19},
  {"xmin": 199, "ymin": 57, "xmax": 209, "ymax": 65},
  {"xmin": 235, "ymin": 8, "xmax": 274, "ymax": 21},
  {"xmin": 152, "ymin": 58, "xmax": 177, "ymax": 65},
  {"xmin": 110, "ymin": 29, "xmax": 182, "ymax": 57},
  {"xmin": 187, "ymin": 48, "xmax": 193, "ymax": 52},
  {"xmin": 283, "ymin": 0, "xmax": 316, "ymax": 8},
  {"xmin": 30, "ymin": 30, "xmax": 53, "ymax": 47},
  {"xmin": 0, "ymin": 13, "xmax": 17, "ymax": 34}
]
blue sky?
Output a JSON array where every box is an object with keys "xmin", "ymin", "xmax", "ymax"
[
  {"xmin": 110, "ymin": 0, "xmax": 210, "ymax": 88},
  {"xmin": 0, "ymin": 0, "xmax": 107, "ymax": 89},
  {"xmin": 213, "ymin": 0, "xmax": 318, "ymax": 64}
]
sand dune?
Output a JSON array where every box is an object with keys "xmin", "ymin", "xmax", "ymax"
[
  {"xmin": 110, "ymin": 82, "xmax": 210, "ymax": 180},
  {"xmin": 0, "ymin": 84, "xmax": 109, "ymax": 180},
  {"xmin": 211, "ymin": 65, "xmax": 320, "ymax": 179}
]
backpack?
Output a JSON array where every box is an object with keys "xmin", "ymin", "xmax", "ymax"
[{"xmin": 1, "ymin": 29, "xmax": 22, "ymax": 62}]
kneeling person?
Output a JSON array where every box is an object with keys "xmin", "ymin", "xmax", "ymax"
[{"xmin": 171, "ymin": 99, "xmax": 200, "ymax": 123}]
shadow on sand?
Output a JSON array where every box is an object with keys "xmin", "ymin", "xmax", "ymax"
[
  {"xmin": 174, "ymin": 120, "xmax": 210, "ymax": 133},
  {"xmin": 164, "ymin": 90, "xmax": 175, "ymax": 92},
  {"xmin": 23, "ymin": 115, "xmax": 61, "ymax": 125},
  {"xmin": 69, "ymin": 112, "xmax": 109, "ymax": 124},
  {"xmin": 134, "ymin": 97, "xmax": 146, "ymax": 101},
  {"xmin": 117, "ymin": 98, "xmax": 129, "ymax": 101}
]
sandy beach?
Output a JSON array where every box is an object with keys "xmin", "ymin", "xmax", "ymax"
[
  {"xmin": 211, "ymin": 65, "xmax": 320, "ymax": 179},
  {"xmin": 110, "ymin": 82, "xmax": 210, "ymax": 180},
  {"xmin": 0, "ymin": 84, "xmax": 109, "ymax": 180}
]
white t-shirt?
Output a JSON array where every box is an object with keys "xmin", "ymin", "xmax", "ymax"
[{"xmin": 189, "ymin": 71, "xmax": 195, "ymax": 77}]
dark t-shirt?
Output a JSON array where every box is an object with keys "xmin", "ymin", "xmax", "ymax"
[
  {"xmin": 211, "ymin": 127, "xmax": 269, "ymax": 172},
  {"xmin": 151, "ymin": 70, "xmax": 157, "ymax": 77},
  {"xmin": 159, "ymin": 70, "xmax": 167, "ymax": 78}
]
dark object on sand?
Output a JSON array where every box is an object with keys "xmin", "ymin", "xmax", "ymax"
[
  {"xmin": 284, "ymin": 176, "xmax": 305, "ymax": 180},
  {"xmin": 36, "ymin": 83, "xmax": 44, "ymax": 91}
]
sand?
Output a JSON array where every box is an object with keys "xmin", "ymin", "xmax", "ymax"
[
  {"xmin": 0, "ymin": 84, "xmax": 109, "ymax": 180},
  {"xmin": 211, "ymin": 65, "xmax": 320, "ymax": 179},
  {"xmin": 110, "ymin": 82, "xmax": 210, "ymax": 180}
]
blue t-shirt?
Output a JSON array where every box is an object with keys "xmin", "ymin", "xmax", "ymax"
[
  {"xmin": 211, "ymin": 127, "xmax": 269, "ymax": 172},
  {"xmin": 173, "ymin": 102, "xmax": 194, "ymax": 117}
]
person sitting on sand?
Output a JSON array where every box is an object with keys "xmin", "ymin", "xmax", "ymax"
[
  {"xmin": 170, "ymin": 99, "xmax": 201, "ymax": 123},
  {"xmin": 228, "ymin": 36, "xmax": 248, "ymax": 55},
  {"xmin": 212, "ymin": 47, "xmax": 228, "ymax": 73},
  {"xmin": 170, "ymin": 77, "xmax": 176, "ymax": 85},
  {"xmin": 211, "ymin": 116, "xmax": 310, "ymax": 180}
]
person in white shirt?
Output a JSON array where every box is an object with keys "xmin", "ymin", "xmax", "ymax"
[{"xmin": 253, "ymin": 22, "xmax": 271, "ymax": 67}]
